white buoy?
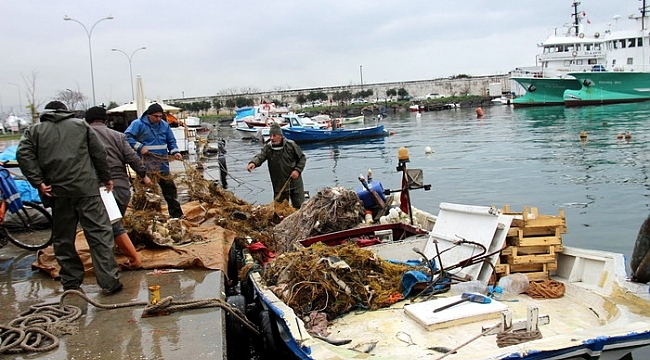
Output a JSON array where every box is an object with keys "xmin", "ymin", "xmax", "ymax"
[{"xmin": 424, "ymin": 146, "xmax": 434, "ymax": 154}]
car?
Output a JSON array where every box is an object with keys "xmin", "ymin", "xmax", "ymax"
[{"xmin": 425, "ymin": 93, "xmax": 446, "ymax": 99}]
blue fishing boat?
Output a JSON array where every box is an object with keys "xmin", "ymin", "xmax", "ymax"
[{"xmin": 281, "ymin": 114, "xmax": 388, "ymax": 144}]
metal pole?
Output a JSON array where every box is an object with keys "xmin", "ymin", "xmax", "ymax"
[
  {"xmin": 112, "ymin": 47, "xmax": 146, "ymax": 100},
  {"xmin": 360, "ymin": 65, "xmax": 363, "ymax": 89},
  {"xmin": 63, "ymin": 15, "xmax": 114, "ymax": 105}
]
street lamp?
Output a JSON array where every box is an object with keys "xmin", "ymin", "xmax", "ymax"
[
  {"xmin": 7, "ymin": 82, "xmax": 22, "ymax": 114},
  {"xmin": 360, "ymin": 65, "xmax": 364, "ymax": 89},
  {"xmin": 112, "ymin": 47, "xmax": 147, "ymax": 100},
  {"xmin": 63, "ymin": 15, "xmax": 114, "ymax": 105}
]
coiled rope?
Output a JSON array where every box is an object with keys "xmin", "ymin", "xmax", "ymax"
[
  {"xmin": 496, "ymin": 328, "xmax": 543, "ymax": 347},
  {"xmin": 0, "ymin": 289, "xmax": 259, "ymax": 355}
]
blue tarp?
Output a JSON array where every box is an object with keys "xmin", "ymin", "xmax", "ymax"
[{"xmin": 0, "ymin": 145, "xmax": 42, "ymax": 203}]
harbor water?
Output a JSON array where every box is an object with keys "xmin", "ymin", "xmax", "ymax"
[{"xmin": 211, "ymin": 103, "xmax": 650, "ymax": 270}]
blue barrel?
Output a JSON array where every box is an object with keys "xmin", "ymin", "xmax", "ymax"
[{"xmin": 356, "ymin": 181, "xmax": 387, "ymax": 209}]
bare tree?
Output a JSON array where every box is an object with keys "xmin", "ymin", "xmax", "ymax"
[
  {"xmin": 22, "ymin": 70, "xmax": 43, "ymax": 123},
  {"xmin": 54, "ymin": 89, "xmax": 86, "ymax": 110}
]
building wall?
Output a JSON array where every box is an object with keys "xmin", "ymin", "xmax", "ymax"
[{"xmin": 166, "ymin": 74, "xmax": 511, "ymax": 110}]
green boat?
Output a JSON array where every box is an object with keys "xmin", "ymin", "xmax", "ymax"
[
  {"xmin": 511, "ymin": 1, "xmax": 606, "ymax": 108},
  {"xmin": 512, "ymin": 77, "xmax": 581, "ymax": 107},
  {"xmin": 564, "ymin": 72, "xmax": 650, "ymax": 106},
  {"xmin": 563, "ymin": 1, "xmax": 650, "ymax": 107}
]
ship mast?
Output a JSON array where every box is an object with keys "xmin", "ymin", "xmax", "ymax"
[{"xmin": 570, "ymin": 1, "xmax": 581, "ymax": 36}]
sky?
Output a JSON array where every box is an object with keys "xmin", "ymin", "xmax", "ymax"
[{"xmin": 1, "ymin": 0, "xmax": 639, "ymax": 113}]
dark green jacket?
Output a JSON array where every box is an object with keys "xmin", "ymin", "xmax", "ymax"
[
  {"xmin": 17, "ymin": 110, "xmax": 111, "ymax": 197},
  {"xmin": 249, "ymin": 138, "xmax": 306, "ymax": 194}
]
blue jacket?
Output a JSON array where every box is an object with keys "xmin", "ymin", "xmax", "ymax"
[{"xmin": 124, "ymin": 114, "xmax": 180, "ymax": 173}]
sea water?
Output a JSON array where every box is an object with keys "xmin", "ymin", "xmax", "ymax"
[{"xmin": 209, "ymin": 103, "xmax": 650, "ymax": 269}]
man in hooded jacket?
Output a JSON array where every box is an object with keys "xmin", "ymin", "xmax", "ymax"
[
  {"xmin": 124, "ymin": 103, "xmax": 184, "ymax": 218},
  {"xmin": 16, "ymin": 101, "xmax": 122, "ymax": 294},
  {"xmin": 247, "ymin": 122, "xmax": 307, "ymax": 208}
]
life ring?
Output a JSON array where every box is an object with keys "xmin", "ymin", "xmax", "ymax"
[
  {"xmin": 262, "ymin": 104, "xmax": 270, "ymax": 111},
  {"xmin": 579, "ymin": 33, "xmax": 584, "ymax": 38},
  {"xmin": 572, "ymin": 50, "xmax": 578, "ymax": 57},
  {"xmin": 594, "ymin": 32, "xmax": 600, "ymax": 38}
]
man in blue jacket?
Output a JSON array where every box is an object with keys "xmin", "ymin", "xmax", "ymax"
[{"xmin": 125, "ymin": 103, "xmax": 184, "ymax": 218}]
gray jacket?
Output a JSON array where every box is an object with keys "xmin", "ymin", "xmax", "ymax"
[{"xmin": 90, "ymin": 123, "xmax": 146, "ymax": 190}]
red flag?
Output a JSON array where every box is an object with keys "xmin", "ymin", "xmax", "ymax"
[
  {"xmin": 587, "ymin": 19, "xmax": 591, "ymax": 24},
  {"xmin": 582, "ymin": 11, "xmax": 586, "ymax": 16},
  {"xmin": 400, "ymin": 173, "xmax": 410, "ymax": 214}
]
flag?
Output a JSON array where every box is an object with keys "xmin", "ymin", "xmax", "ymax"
[
  {"xmin": 587, "ymin": 19, "xmax": 591, "ymax": 24},
  {"xmin": 399, "ymin": 172, "xmax": 410, "ymax": 214},
  {"xmin": 582, "ymin": 11, "xmax": 586, "ymax": 16}
]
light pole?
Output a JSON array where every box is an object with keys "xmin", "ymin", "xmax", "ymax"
[
  {"xmin": 63, "ymin": 15, "xmax": 114, "ymax": 105},
  {"xmin": 359, "ymin": 65, "xmax": 364, "ymax": 89},
  {"xmin": 7, "ymin": 82, "xmax": 22, "ymax": 113},
  {"xmin": 112, "ymin": 47, "xmax": 147, "ymax": 100}
]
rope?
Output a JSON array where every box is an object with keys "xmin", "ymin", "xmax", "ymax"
[
  {"xmin": 496, "ymin": 328, "xmax": 543, "ymax": 347},
  {"xmin": 526, "ymin": 279, "xmax": 565, "ymax": 299},
  {"xmin": 0, "ymin": 289, "xmax": 259, "ymax": 355}
]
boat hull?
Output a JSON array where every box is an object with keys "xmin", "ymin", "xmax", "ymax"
[
  {"xmin": 511, "ymin": 77, "xmax": 581, "ymax": 107},
  {"xmin": 281, "ymin": 125, "xmax": 388, "ymax": 144},
  {"xmin": 564, "ymin": 72, "xmax": 650, "ymax": 107}
]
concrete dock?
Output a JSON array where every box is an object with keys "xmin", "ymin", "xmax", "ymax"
[{"xmin": 0, "ymin": 242, "xmax": 226, "ymax": 359}]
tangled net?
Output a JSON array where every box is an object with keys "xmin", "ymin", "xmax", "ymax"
[{"xmin": 261, "ymin": 243, "xmax": 420, "ymax": 319}]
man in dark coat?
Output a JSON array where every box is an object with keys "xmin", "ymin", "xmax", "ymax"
[
  {"xmin": 17, "ymin": 101, "xmax": 122, "ymax": 294},
  {"xmin": 247, "ymin": 122, "xmax": 307, "ymax": 208}
]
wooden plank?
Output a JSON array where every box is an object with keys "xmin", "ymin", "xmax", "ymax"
[
  {"xmin": 515, "ymin": 235, "xmax": 562, "ymax": 247},
  {"xmin": 509, "ymin": 263, "xmax": 548, "ymax": 273},
  {"xmin": 522, "ymin": 271, "xmax": 549, "ymax": 280},
  {"xmin": 495, "ymin": 263, "xmax": 510, "ymax": 274},
  {"xmin": 515, "ymin": 245, "xmax": 555, "ymax": 255},
  {"xmin": 507, "ymin": 253, "xmax": 556, "ymax": 264}
]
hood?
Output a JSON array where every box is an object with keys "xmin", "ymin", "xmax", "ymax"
[{"xmin": 39, "ymin": 109, "xmax": 75, "ymax": 123}]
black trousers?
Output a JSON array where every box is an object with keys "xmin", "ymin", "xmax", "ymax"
[{"xmin": 157, "ymin": 173, "xmax": 183, "ymax": 218}]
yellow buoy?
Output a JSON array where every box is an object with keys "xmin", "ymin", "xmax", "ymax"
[
  {"xmin": 617, "ymin": 133, "xmax": 623, "ymax": 140},
  {"xmin": 580, "ymin": 130, "xmax": 587, "ymax": 140}
]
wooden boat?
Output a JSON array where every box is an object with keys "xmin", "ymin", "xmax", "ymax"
[
  {"xmin": 236, "ymin": 201, "xmax": 650, "ymax": 359},
  {"xmin": 281, "ymin": 113, "xmax": 388, "ymax": 144}
]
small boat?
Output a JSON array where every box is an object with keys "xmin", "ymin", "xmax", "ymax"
[
  {"xmin": 231, "ymin": 158, "xmax": 650, "ymax": 359},
  {"xmin": 281, "ymin": 114, "xmax": 388, "ymax": 144}
]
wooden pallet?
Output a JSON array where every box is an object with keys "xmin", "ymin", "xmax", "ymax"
[{"xmin": 496, "ymin": 205, "xmax": 566, "ymax": 280}]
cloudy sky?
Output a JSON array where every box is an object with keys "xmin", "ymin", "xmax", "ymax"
[{"xmin": 1, "ymin": 0, "xmax": 638, "ymax": 112}]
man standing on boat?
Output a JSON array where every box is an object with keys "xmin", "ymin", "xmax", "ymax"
[
  {"xmin": 247, "ymin": 122, "xmax": 307, "ymax": 209},
  {"xmin": 125, "ymin": 103, "xmax": 184, "ymax": 219}
]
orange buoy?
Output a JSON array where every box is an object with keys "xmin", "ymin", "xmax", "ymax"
[
  {"xmin": 475, "ymin": 107, "xmax": 484, "ymax": 117},
  {"xmin": 617, "ymin": 133, "xmax": 623, "ymax": 140},
  {"xmin": 625, "ymin": 132, "xmax": 632, "ymax": 140},
  {"xmin": 389, "ymin": 131, "xmax": 395, "ymax": 136}
]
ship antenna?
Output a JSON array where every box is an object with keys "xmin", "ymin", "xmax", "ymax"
[{"xmin": 571, "ymin": 0, "xmax": 581, "ymax": 36}]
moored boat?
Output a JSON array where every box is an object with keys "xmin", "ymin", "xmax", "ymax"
[
  {"xmin": 280, "ymin": 114, "xmax": 388, "ymax": 144},
  {"xmin": 511, "ymin": 0, "xmax": 607, "ymax": 107},
  {"xmin": 230, "ymin": 151, "xmax": 650, "ymax": 360},
  {"xmin": 564, "ymin": 0, "xmax": 650, "ymax": 106}
]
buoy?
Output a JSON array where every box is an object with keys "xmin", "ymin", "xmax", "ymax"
[
  {"xmin": 579, "ymin": 130, "xmax": 587, "ymax": 140},
  {"xmin": 625, "ymin": 132, "xmax": 632, "ymax": 140},
  {"xmin": 424, "ymin": 146, "xmax": 433, "ymax": 154},
  {"xmin": 475, "ymin": 107, "xmax": 484, "ymax": 117},
  {"xmin": 617, "ymin": 133, "xmax": 623, "ymax": 140},
  {"xmin": 389, "ymin": 131, "xmax": 395, "ymax": 136}
]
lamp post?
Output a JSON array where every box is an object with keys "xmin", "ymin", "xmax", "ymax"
[
  {"xmin": 112, "ymin": 47, "xmax": 147, "ymax": 100},
  {"xmin": 360, "ymin": 65, "xmax": 364, "ymax": 89},
  {"xmin": 63, "ymin": 15, "xmax": 114, "ymax": 105},
  {"xmin": 7, "ymin": 82, "xmax": 22, "ymax": 113}
]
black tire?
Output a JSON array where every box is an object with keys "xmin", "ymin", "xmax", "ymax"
[
  {"xmin": 5, "ymin": 201, "xmax": 53, "ymax": 250},
  {"xmin": 258, "ymin": 310, "xmax": 280, "ymax": 356},
  {"xmin": 226, "ymin": 294, "xmax": 251, "ymax": 360},
  {"xmin": 227, "ymin": 242, "xmax": 239, "ymax": 290}
]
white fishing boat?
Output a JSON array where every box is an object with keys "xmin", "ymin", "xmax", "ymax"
[{"xmin": 228, "ymin": 150, "xmax": 650, "ymax": 360}]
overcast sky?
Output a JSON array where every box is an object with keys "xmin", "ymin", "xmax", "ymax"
[{"xmin": 1, "ymin": 0, "xmax": 638, "ymax": 113}]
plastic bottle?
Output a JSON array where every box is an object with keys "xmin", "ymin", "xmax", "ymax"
[
  {"xmin": 496, "ymin": 273, "xmax": 530, "ymax": 297},
  {"xmin": 448, "ymin": 280, "xmax": 489, "ymax": 295}
]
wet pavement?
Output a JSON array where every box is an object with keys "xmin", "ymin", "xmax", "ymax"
[{"xmin": 0, "ymin": 242, "xmax": 226, "ymax": 360}]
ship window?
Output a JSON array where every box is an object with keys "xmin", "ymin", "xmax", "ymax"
[
  {"xmin": 612, "ymin": 59, "xmax": 617, "ymax": 66},
  {"xmin": 611, "ymin": 41, "xmax": 617, "ymax": 49},
  {"xmin": 639, "ymin": 38, "xmax": 644, "ymax": 46},
  {"xmin": 588, "ymin": 59, "xmax": 597, "ymax": 65},
  {"xmin": 585, "ymin": 44, "xmax": 592, "ymax": 51},
  {"xmin": 576, "ymin": 59, "xmax": 583, "ymax": 65},
  {"xmin": 628, "ymin": 57, "xmax": 634, "ymax": 65},
  {"xmin": 619, "ymin": 39, "xmax": 626, "ymax": 48},
  {"xmin": 595, "ymin": 43, "xmax": 602, "ymax": 50},
  {"xmin": 628, "ymin": 38, "xmax": 636, "ymax": 47}
]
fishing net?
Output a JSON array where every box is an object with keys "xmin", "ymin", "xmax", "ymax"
[{"xmin": 262, "ymin": 242, "xmax": 418, "ymax": 319}]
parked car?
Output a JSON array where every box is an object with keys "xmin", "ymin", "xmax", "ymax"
[{"xmin": 426, "ymin": 93, "xmax": 446, "ymax": 99}]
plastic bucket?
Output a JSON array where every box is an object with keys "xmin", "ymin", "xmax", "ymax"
[{"xmin": 99, "ymin": 186, "xmax": 122, "ymax": 224}]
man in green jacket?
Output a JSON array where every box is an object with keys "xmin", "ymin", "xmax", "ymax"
[
  {"xmin": 247, "ymin": 122, "xmax": 307, "ymax": 208},
  {"xmin": 17, "ymin": 101, "xmax": 122, "ymax": 294}
]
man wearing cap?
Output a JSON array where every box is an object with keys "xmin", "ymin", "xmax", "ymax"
[
  {"xmin": 86, "ymin": 106, "xmax": 153, "ymax": 268},
  {"xmin": 247, "ymin": 122, "xmax": 307, "ymax": 208},
  {"xmin": 125, "ymin": 103, "xmax": 184, "ymax": 218},
  {"xmin": 17, "ymin": 101, "xmax": 123, "ymax": 294}
]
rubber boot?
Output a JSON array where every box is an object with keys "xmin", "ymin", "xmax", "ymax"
[{"xmin": 114, "ymin": 233, "xmax": 142, "ymax": 269}]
